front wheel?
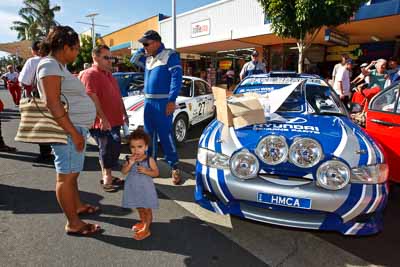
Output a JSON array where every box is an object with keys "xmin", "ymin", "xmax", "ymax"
[{"xmin": 173, "ymin": 113, "xmax": 188, "ymax": 145}]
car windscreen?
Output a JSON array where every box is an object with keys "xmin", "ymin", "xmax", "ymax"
[
  {"xmin": 235, "ymin": 77, "xmax": 346, "ymax": 115},
  {"xmin": 179, "ymin": 78, "xmax": 192, "ymax": 97}
]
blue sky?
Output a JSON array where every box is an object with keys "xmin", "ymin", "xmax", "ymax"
[{"xmin": 0, "ymin": 0, "xmax": 218, "ymax": 54}]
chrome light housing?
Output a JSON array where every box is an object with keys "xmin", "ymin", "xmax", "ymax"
[
  {"xmin": 255, "ymin": 135, "xmax": 288, "ymax": 165},
  {"xmin": 316, "ymin": 160, "xmax": 350, "ymax": 190},
  {"xmin": 351, "ymin": 164, "xmax": 388, "ymax": 184},
  {"xmin": 289, "ymin": 138, "xmax": 323, "ymax": 168},
  {"xmin": 230, "ymin": 149, "xmax": 259, "ymax": 180},
  {"xmin": 197, "ymin": 147, "xmax": 229, "ymax": 169}
]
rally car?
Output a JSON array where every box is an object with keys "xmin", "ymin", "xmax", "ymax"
[
  {"xmin": 195, "ymin": 72, "xmax": 389, "ymax": 236},
  {"xmin": 123, "ymin": 76, "xmax": 215, "ymax": 144}
]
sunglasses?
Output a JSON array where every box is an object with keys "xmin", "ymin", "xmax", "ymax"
[
  {"xmin": 142, "ymin": 41, "xmax": 155, "ymax": 47},
  {"xmin": 102, "ymin": 56, "xmax": 114, "ymax": 61}
]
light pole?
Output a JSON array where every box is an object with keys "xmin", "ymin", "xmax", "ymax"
[
  {"xmin": 76, "ymin": 13, "xmax": 108, "ymax": 49},
  {"xmin": 172, "ymin": 0, "xmax": 176, "ymax": 50}
]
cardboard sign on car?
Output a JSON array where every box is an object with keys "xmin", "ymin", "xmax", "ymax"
[{"xmin": 212, "ymin": 86, "xmax": 265, "ymax": 129}]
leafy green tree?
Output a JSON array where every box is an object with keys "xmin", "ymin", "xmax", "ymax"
[
  {"xmin": 10, "ymin": 14, "xmax": 41, "ymax": 41},
  {"xmin": 71, "ymin": 35, "xmax": 94, "ymax": 71},
  {"xmin": 257, "ymin": 0, "xmax": 367, "ymax": 72},
  {"xmin": 19, "ymin": 0, "xmax": 61, "ymax": 36}
]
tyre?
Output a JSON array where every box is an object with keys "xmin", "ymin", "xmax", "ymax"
[{"xmin": 173, "ymin": 113, "xmax": 188, "ymax": 145}]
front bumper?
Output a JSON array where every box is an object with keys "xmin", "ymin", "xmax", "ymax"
[{"xmin": 195, "ymin": 163, "xmax": 389, "ymax": 235}]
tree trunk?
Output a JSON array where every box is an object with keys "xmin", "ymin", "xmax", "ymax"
[{"xmin": 297, "ymin": 40, "xmax": 305, "ymax": 73}]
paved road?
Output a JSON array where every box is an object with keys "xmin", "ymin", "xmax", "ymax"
[{"xmin": 0, "ymin": 89, "xmax": 399, "ymax": 267}]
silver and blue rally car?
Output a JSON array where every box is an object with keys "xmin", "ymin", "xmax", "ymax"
[{"xmin": 195, "ymin": 73, "xmax": 389, "ymax": 236}]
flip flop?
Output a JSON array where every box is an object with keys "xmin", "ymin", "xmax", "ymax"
[
  {"xmin": 131, "ymin": 222, "xmax": 145, "ymax": 232},
  {"xmin": 99, "ymin": 177, "xmax": 124, "ymax": 186},
  {"xmin": 133, "ymin": 230, "xmax": 151, "ymax": 240},
  {"xmin": 77, "ymin": 204, "xmax": 101, "ymax": 216},
  {"xmin": 0, "ymin": 145, "xmax": 17, "ymax": 152},
  {"xmin": 102, "ymin": 183, "xmax": 118, "ymax": 193},
  {"xmin": 66, "ymin": 223, "xmax": 102, "ymax": 236}
]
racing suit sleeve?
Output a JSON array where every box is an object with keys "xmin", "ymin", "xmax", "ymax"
[
  {"xmin": 167, "ymin": 52, "xmax": 183, "ymax": 103},
  {"xmin": 130, "ymin": 48, "xmax": 146, "ymax": 70}
]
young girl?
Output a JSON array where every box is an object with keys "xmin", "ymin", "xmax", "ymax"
[{"xmin": 121, "ymin": 129, "xmax": 159, "ymax": 240}]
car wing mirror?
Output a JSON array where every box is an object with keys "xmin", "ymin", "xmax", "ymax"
[{"xmin": 350, "ymin": 103, "xmax": 362, "ymax": 113}]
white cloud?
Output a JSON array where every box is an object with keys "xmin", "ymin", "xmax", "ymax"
[{"xmin": 0, "ymin": 10, "xmax": 20, "ymax": 43}]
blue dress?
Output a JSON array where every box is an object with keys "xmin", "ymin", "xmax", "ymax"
[{"xmin": 122, "ymin": 158, "xmax": 159, "ymax": 209}]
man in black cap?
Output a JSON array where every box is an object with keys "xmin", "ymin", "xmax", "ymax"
[
  {"xmin": 239, "ymin": 50, "xmax": 266, "ymax": 81},
  {"xmin": 130, "ymin": 30, "xmax": 183, "ymax": 185}
]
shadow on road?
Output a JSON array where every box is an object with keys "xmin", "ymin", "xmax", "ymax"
[
  {"xmin": 0, "ymin": 184, "xmax": 130, "ymax": 217},
  {"xmin": 92, "ymin": 215, "xmax": 266, "ymax": 267}
]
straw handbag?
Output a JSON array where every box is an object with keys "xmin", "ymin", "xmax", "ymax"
[{"xmin": 15, "ymin": 70, "xmax": 69, "ymax": 144}]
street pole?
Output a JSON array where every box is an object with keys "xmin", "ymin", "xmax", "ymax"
[
  {"xmin": 86, "ymin": 13, "xmax": 99, "ymax": 49},
  {"xmin": 172, "ymin": 0, "xmax": 176, "ymax": 50}
]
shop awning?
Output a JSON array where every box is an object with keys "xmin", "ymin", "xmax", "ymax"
[
  {"xmin": 238, "ymin": 15, "xmax": 400, "ymax": 46},
  {"xmin": 0, "ymin": 40, "xmax": 32, "ymax": 59}
]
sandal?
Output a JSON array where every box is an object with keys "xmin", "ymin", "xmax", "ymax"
[
  {"xmin": 0, "ymin": 145, "xmax": 17, "ymax": 152},
  {"xmin": 133, "ymin": 230, "xmax": 151, "ymax": 240},
  {"xmin": 77, "ymin": 204, "xmax": 101, "ymax": 216},
  {"xmin": 66, "ymin": 223, "xmax": 102, "ymax": 236},
  {"xmin": 131, "ymin": 222, "xmax": 145, "ymax": 232},
  {"xmin": 172, "ymin": 169, "xmax": 181, "ymax": 185},
  {"xmin": 99, "ymin": 177, "xmax": 124, "ymax": 186},
  {"xmin": 102, "ymin": 183, "xmax": 118, "ymax": 193}
]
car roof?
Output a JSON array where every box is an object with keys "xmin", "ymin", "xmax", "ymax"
[
  {"xmin": 246, "ymin": 71, "xmax": 322, "ymax": 80},
  {"xmin": 112, "ymin": 72, "xmax": 143, "ymax": 76}
]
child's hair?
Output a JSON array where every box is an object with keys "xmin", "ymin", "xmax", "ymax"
[{"xmin": 128, "ymin": 128, "xmax": 150, "ymax": 145}]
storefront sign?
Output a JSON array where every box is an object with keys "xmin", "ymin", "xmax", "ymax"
[
  {"xmin": 180, "ymin": 53, "xmax": 201, "ymax": 60},
  {"xmin": 191, "ymin": 19, "xmax": 210, "ymax": 38},
  {"xmin": 324, "ymin": 29, "xmax": 349, "ymax": 46},
  {"xmin": 326, "ymin": 41, "xmax": 395, "ymax": 62},
  {"xmin": 219, "ymin": 60, "xmax": 232, "ymax": 70}
]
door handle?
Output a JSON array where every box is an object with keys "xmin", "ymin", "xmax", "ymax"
[{"xmin": 370, "ymin": 119, "xmax": 400, "ymax": 127}]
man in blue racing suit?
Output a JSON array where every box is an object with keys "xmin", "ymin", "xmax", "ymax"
[{"xmin": 130, "ymin": 30, "xmax": 183, "ymax": 184}]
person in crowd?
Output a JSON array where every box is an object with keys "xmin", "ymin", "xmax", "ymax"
[
  {"xmin": 207, "ymin": 64, "xmax": 216, "ymax": 86},
  {"xmin": 226, "ymin": 67, "xmax": 235, "ymax": 90},
  {"xmin": 37, "ymin": 25, "xmax": 100, "ymax": 236},
  {"xmin": 239, "ymin": 51, "xmax": 266, "ymax": 81},
  {"xmin": 365, "ymin": 59, "xmax": 389, "ymax": 89},
  {"xmin": 79, "ymin": 45, "xmax": 128, "ymax": 192},
  {"xmin": 388, "ymin": 57, "xmax": 400, "ymax": 83},
  {"xmin": 333, "ymin": 58, "xmax": 353, "ymax": 108},
  {"xmin": 351, "ymin": 62, "xmax": 370, "ymax": 85},
  {"xmin": 331, "ymin": 54, "xmax": 349, "ymax": 85},
  {"xmin": 130, "ymin": 30, "xmax": 183, "ymax": 185},
  {"xmin": 83, "ymin": 62, "xmax": 91, "ymax": 70},
  {"xmin": 0, "ymin": 96, "xmax": 16, "ymax": 152},
  {"xmin": 121, "ymin": 128, "xmax": 159, "ymax": 240},
  {"xmin": 18, "ymin": 40, "xmax": 54, "ymax": 163},
  {"xmin": 1, "ymin": 65, "xmax": 21, "ymax": 106}
]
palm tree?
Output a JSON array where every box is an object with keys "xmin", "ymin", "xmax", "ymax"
[
  {"xmin": 19, "ymin": 0, "xmax": 61, "ymax": 36},
  {"xmin": 10, "ymin": 14, "xmax": 41, "ymax": 41}
]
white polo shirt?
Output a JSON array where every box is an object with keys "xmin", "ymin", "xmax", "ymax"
[
  {"xmin": 333, "ymin": 66, "xmax": 351, "ymax": 96},
  {"xmin": 18, "ymin": 56, "xmax": 41, "ymax": 86}
]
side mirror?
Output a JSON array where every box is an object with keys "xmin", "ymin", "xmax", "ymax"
[{"xmin": 349, "ymin": 103, "xmax": 362, "ymax": 113}]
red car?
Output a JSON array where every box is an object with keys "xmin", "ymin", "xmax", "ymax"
[{"xmin": 365, "ymin": 82, "xmax": 400, "ymax": 183}]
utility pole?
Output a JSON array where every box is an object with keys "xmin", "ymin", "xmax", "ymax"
[
  {"xmin": 172, "ymin": 0, "xmax": 176, "ymax": 50},
  {"xmin": 76, "ymin": 13, "xmax": 108, "ymax": 49}
]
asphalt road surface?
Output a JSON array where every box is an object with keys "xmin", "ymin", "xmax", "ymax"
[{"xmin": 1, "ymin": 88, "xmax": 399, "ymax": 267}]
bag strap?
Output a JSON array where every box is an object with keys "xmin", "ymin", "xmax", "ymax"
[{"xmin": 32, "ymin": 61, "xmax": 69, "ymax": 120}]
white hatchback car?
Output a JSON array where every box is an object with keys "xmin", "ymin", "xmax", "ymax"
[{"xmin": 123, "ymin": 76, "xmax": 215, "ymax": 144}]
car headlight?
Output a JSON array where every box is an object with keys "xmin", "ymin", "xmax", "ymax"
[
  {"xmin": 230, "ymin": 149, "xmax": 259, "ymax": 180},
  {"xmin": 255, "ymin": 135, "xmax": 288, "ymax": 165},
  {"xmin": 351, "ymin": 164, "xmax": 388, "ymax": 184},
  {"xmin": 316, "ymin": 160, "xmax": 350, "ymax": 190},
  {"xmin": 289, "ymin": 138, "xmax": 323, "ymax": 168},
  {"xmin": 197, "ymin": 147, "xmax": 229, "ymax": 169}
]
